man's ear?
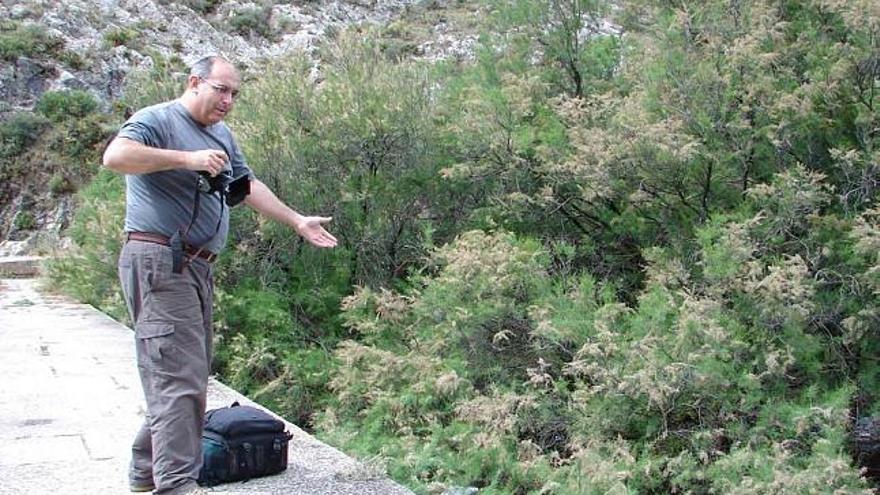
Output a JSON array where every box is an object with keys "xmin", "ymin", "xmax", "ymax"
[{"xmin": 185, "ymin": 74, "xmax": 200, "ymax": 91}]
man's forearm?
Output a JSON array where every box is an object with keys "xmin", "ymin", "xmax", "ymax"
[
  {"xmin": 103, "ymin": 137, "xmax": 191, "ymax": 174},
  {"xmin": 245, "ymin": 179, "xmax": 338, "ymax": 248},
  {"xmin": 244, "ymin": 179, "xmax": 305, "ymax": 232}
]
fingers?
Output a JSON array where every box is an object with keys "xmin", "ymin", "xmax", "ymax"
[
  {"xmin": 188, "ymin": 149, "xmax": 229, "ymax": 176},
  {"xmin": 312, "ymin": 237, "xmax": 336, "ymax": 248},
  {"xmin": 319, "ymin": 231, "xmax": 338, "ymax": 246},
  {"xmin": 205, "ymin": 150, "xmax": 228, "ymax": 176},
  {"xmin": 309, "ymin": 230, "xmax": 337, "ymax": 247},
  {"xmin": 310, "ymin": 218, "xmax": 337, "ymax": 246},
  {"xmin": 305, "ymin": 224, "xmax": 337, "ymax": 248}
]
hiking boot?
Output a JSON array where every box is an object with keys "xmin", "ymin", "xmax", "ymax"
[{"xmin": 129, "ymin": 480, "xmax": 155, "ymax": 492}]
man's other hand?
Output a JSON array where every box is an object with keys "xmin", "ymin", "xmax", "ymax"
[{"xmin": 296, "ymin": 216, "xmax": 338, "ymax": 248}]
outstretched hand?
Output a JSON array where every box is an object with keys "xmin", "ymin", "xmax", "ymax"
[{"xmin": 297, "ymin": 216, "xmax": 337, "ymax": 248}]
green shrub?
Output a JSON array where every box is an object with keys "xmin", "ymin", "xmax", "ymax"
[
  {"xmin": 221, "ymin": 334, "xmax": 333, "ymax": 427},
  {"xmin": 212, "ymin": 284, "xmax": 336, "ymax": 427},
  {"xmin": 44, "ymin": 169, "xmax": 128, "ymax": 322},
  {"xmin": 35, "ymin": 90, "xmax": 99, "ymax": 123},
  {"xmin": 0, "ymin": 111, "xmax": 47, "ymax": 160},
  {"xmin": 118, "ymin": 54, "xmax": 187, "ymax": 111},
  {"xmin": 48, "ymin": 174, "xmax": 75, "ymax": 196},
  {"xmin": 326, "ymin": 224, "xmax": 871, "ymax": 493},
  {"xmin": 51, "ymin": 112, "xmax": 111, "ymax": 162},
  {"xmin": 13, "ymin": 211, "xmax": 36, "ymax": 231},
  {"xmin": 58, "ymin": 50, "xmax": 87, "ymax": 70},
  {"xmin": 230, "ymin": 36, "xmax": 447, "ymax": 298},
  {"xmin": 0, "ymin": 21, "xmax": 64, "ymax": 61},
  {"xmin": 179, "ymin": 0, "xmax": 222, "ymax": 14},
  {"xmin": 101, "ymin": 26, "xmax": 140, "ymax": 48},
  {"xmin": 215, "ymin": 285, "xmax": 296, "ymax": 342},
  {"xmin": 228, "ymin": 6, "xmax": 275, "ymax": 39}
]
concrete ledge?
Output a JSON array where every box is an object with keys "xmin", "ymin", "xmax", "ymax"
[
  {"xmin": 0, "ymin": 278, "xmax": 414, "ymax": 495},
  {"xmin": 0, "ymin": 256, "xmax": 44, "ymax": 277}
]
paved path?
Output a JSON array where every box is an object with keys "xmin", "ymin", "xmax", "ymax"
[{"xmin": 0, "ymin": 277, "xmax": 413, "ymax": 495}]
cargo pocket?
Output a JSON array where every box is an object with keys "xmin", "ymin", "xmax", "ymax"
[{"xmin": 135, "ymin": 322, "xmax": 179, "ymax": 373}]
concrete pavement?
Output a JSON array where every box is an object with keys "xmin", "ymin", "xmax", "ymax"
[{"xmin": 0, "ymin": 276, "xmax": 413, "ymax": 495}]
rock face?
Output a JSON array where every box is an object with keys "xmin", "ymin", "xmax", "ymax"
[
  {"xmin": 0, "ymin": 0, "xmax": 419, "ymax": 111},
  {"xmin": 0, "ymin": 57, "xmax": 59, "ymax": 109}
]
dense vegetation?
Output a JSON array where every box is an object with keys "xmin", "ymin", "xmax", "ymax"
[
  {"xmin": 45, "ymin": 0, "xmax": 880, "ymax": 493},
  {"xmin": 0, "ymin": 89, "xmax": 111, "ymax": 243}
]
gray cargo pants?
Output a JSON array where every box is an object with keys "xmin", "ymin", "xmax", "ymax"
[{"xmin": 118, "ymin": 239, "xmax": 214, "ymax": 495}]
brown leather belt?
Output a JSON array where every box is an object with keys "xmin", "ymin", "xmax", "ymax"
[{"xmin": 126, "ymin": 232, "xmax": 218, "ymax": 263}]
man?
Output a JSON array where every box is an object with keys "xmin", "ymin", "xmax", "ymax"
[{"xmin": 103, "ymin": 55, "xmax": 337, "ymax": 495}]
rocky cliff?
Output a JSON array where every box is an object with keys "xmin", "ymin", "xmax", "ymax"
[{"xmin": 1, "ymin": 0, "xmax": 417, "ymax": 111}]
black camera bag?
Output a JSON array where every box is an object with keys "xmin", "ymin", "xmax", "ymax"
[{"xmin": 198, "ymin": 402, "xmax": 292, "ymax": 487}]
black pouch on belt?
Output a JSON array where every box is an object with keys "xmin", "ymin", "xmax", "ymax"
[{"xmin": 170, "ymin": 230, "xmax": 185, "ymax": 274}]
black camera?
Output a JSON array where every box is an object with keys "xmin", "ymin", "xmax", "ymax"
[{"xmin": 197, "ymin": 171, "xmax": 250, "ymax": 207}]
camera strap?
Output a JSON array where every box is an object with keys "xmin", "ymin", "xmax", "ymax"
[{"xmin": 171, "ymin": 176, "xmax": 225, "ymax": 274}]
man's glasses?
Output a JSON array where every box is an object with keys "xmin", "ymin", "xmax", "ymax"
[{"xmin": 199, "ymin": 77, "xmax": 240, "ymax": 100}]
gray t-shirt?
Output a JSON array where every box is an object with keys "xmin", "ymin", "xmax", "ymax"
[{"xmin": 117, "ymin": 100, "xmax": 253, "ymax": 254}]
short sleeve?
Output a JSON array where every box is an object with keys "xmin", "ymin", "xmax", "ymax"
[{"xmin": 117, "ymin": 108, "xmax": 165, "ymax": 148}]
